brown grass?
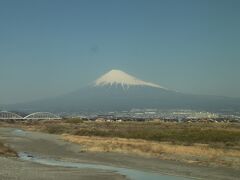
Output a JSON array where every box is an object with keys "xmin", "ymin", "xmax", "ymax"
[
  {"xmin": 63, "ymin": 134, "xmax": 240, "ymax": 168},
  {"xmin": 18, "ymin": 121, "xmax": 240, "ymax": 148}
]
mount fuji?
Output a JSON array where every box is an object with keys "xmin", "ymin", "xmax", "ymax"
[{"xmin": 6, "ymin": 69, "xmax": 240, "ymax": 112}]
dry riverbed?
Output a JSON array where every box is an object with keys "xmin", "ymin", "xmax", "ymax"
[
  {"xmin": 1, "ymin": 121, "xmax": 240, "ymax": 180},
  {"xmin": 13, "ymin": 120, "xmax": 240, "ymax": 170}
]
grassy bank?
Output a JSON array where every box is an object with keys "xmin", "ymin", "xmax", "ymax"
[
  {"xmin": 63, "ymin": 134, "xmax": 240, "ymax": 168},
  {"xmin": 26, "ymin": 120, "xmax": 240, "ymax": 148}
]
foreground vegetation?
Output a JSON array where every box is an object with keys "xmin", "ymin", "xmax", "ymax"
[
  {"xmin": 0, "ymin": 141, "xmax": 17, "ymax": 157},
  {"xmin": 24, "ymin": 120, "xmax": 240, "ymax": 148}
]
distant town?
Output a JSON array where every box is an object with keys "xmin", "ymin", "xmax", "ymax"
[
  {"xmin": 59, "ymin": 109, "xmax": 240, "ymax": 123},
  {"xmin": 1, "ymin": 109, "xmax": 240, "ymax": 123}
]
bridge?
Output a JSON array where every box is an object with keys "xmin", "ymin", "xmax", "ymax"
[
  {"xmin": 24, "ymin": 112, "xmax": 61, "ymax": 120},
  {"xmin": 0, "ymin": 111, "xmax": 24, "ymax": 120},
  {"xmin": 0, "ymin": 111, "xmax": 61, "ymax": 120}
]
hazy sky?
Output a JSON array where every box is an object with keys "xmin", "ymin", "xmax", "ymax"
[{"xmin": 0, "ymin": 0, "xmax": 240, "ymax": 104}]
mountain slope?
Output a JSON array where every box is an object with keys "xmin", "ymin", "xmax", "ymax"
[{"xmin": 6, "ymin": 69, "xmax": 240, "ymax": 112}]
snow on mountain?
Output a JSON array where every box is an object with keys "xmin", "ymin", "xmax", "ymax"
[{"xmin": 94, "ymin": 69, "xmax": 166, "ymax": 89}]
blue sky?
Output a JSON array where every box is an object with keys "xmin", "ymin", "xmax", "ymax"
[{"xmin": 0, "ymin": 0, "xmax": 240, "ymax": 104}]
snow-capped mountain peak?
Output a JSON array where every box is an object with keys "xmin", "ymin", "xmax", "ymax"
[{"xmin": 94, "ymin": 69, "xmax": 165, "ymax": 89}]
